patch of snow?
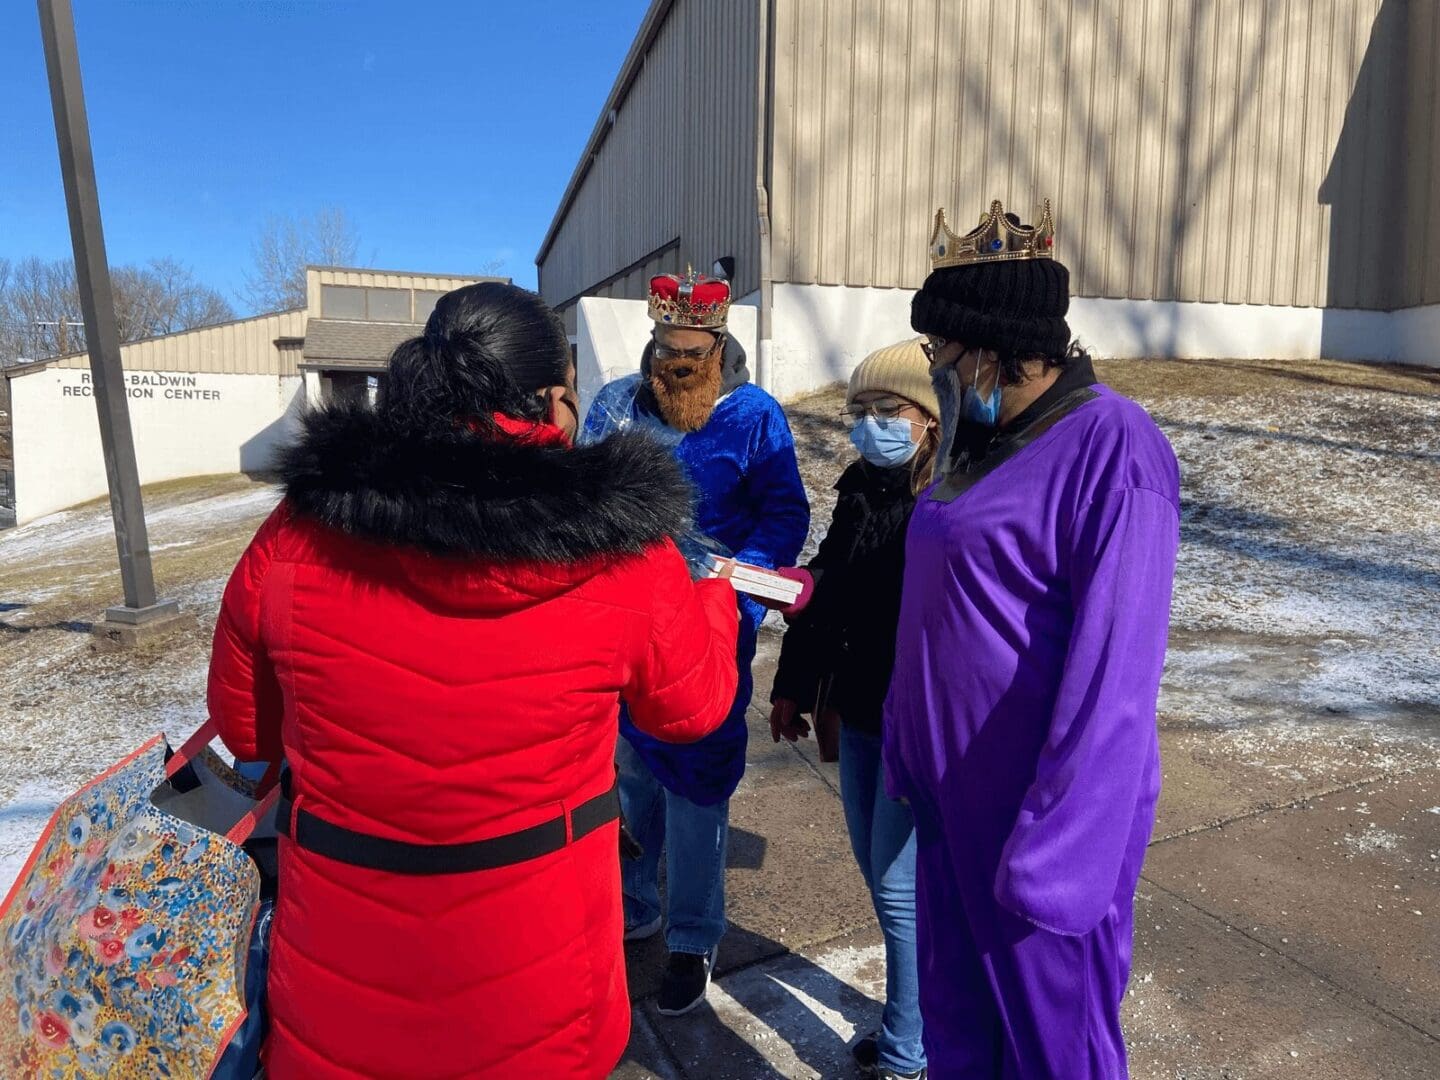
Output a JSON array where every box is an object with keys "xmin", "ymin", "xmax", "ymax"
[
  {"xmin": 1342, "ymin": 827, "xmax": 1402, "ymax": 854},
  {"xmin": 0, "ymin": 782, "xmax": 66, "ymax": 901},
  {"xmin": 0, "ymin": 485, "xmax": 278, "ymax": 564},
  {"xmin": 1153, "ymin": 383, "xmax": 1440, "ymax": 737},
  {"xmin": 694, "ymin": 941, "xmax": 885, "ymax": 1078}
]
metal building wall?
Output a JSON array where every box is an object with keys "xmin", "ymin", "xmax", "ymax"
[
  {"xmin": 304, "ymin": 268, "xmax": 501, "ymax": 317},
  {"xmin": 770, "ymin": 0, "xmax": 1421, "ymax": 311},
  {"xmin": 537, "ymin": 0, "xmax": 761, "ymax": 315},
  {"xmin": 55, "ymin": 309, "xmax": 307, "ymax": 376},
  {"xmin": 51, "ymin": 270, "xmax": 505, "ymax": 378},
  {"xmin": 1400, "ymin": 1, "xmax": 1440, "ymax": 307}
]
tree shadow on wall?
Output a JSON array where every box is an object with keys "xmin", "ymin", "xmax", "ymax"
[{"xmin": 1319, "ymin": 0, "xmax": 1408, "ymax": 363}]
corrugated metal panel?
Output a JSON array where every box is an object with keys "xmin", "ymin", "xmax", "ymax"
[
  {"xmin": 305, "ymin": 268, "xmax": 501, "ymax": 318},
  {"xmin": 55, "ymin": 310, "xmax": 307, "ymax": 376},
  {"xmin": 771, "ymin": 0, "xmax": 1414, "ymax": 310},
  {"xmin": 315, "ymin": 269, "xmax": 495, "ymax": 291},
  {"xmin": 537, "ymin": 0, "xmax": 761, "ymax": 309},
  {"xmin": 1404, "ymin": 0, "xmax": 1435, "ymax": 306},
  {"xmin": 1419, "ymin": 2, "xmax": 1440, "ymax": 304}
]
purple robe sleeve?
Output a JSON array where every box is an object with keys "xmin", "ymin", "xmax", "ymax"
[{"xmin": 993, "ymin": 486, "xmax": 1179, "ymax": 936}]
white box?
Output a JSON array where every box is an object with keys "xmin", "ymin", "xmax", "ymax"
[{"xmin": 704, "ymin": 555, "xmax": 804, "ymax": 605}]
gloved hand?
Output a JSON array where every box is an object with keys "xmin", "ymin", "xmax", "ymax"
[{"xmin": 769, "ymin": 698, "xmax": 812, "ymax": 744}]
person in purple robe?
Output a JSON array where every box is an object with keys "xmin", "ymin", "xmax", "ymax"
[{"xmin": 882, "ymin": 199, "xmax": 1181, "ymax": 1078}]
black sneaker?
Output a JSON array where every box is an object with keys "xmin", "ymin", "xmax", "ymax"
[
  {"xmin": 854, "ymin": 1033, "xmax": 926, "ymax": 1079},
  {"xmin": 656, "ymin": 947, "xmax": 718, "ymax": 1016},
  {"xmin": 852, "ymin": 1032, "xmax": 880, "ymax": 1073}
]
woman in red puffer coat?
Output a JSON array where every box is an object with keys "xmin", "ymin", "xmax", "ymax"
[{"xmin": 207, "ymin": 282, "xmax": 740, "ymax": 1079}]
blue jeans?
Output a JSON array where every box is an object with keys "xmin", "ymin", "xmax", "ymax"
[
  {"xmin": 840, "ymin": 726, "xmax": 926, "ymax": 1075},
  {"xmin": 617, "ymin": 736, "xmax": 729, "ymax": 956}
]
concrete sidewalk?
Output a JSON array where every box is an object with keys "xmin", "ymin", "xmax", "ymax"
[{"xmin": 611, "ymin": 637, "xmax": 1440, "ymax": 1079}]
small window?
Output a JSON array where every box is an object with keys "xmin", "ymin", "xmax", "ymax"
[
  {"xmin": 321, "ymin": 285, "xmax": 365, "ymax": 319},
  {"xmin": 366, "ymin": 288, "xmax": 412, "ymax": 322},
  {"xmin": 412, "ymin": 289, "xmax": 445, "ymax": 324}
]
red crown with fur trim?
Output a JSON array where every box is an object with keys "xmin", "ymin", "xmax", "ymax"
[{"xmin": 648, "ymin": 268, "xmax": 731, "ymax": 329}]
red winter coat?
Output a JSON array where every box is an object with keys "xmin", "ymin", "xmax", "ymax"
[{"xmin": 208, "ymin": 408, "xmax": 739, "ymax": 1079}]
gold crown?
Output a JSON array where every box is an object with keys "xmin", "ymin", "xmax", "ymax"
[
  {"xmin": 647, "ymin": 265, "xmax": 732, "ymax": 329},
  {"xmin": 929, "ymin": 199, "xmax": 1056, "ymax": 270}
]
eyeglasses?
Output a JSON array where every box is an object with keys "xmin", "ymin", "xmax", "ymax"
[
  {"xmin": 839, "ymin": 398, "xmax": 917, "ymax": 429},
  {"xmin": 919, "ymin": 335, "xmax": 950, "ymax": 363},
  {"xmin": 653, "ymin": 335, "xmax": 724, "ymax": 362}
]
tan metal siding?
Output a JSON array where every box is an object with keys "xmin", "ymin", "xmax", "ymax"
[
  {"xmin": 770, "ymin": 0, "xmax": 1422, "ymax": 310},
  {"xmin": 538, "ymin": 0, "xmax": 761, "ymax": 309},
  {"xmin": 1400, "ymin": 0, "xmax": 1440, "ymax": 307},
  {"xmin": 55, "ymin": 310, "xmax": 307, "ymax": 376},
  {"xmin": 305, "ymin": 269, "xmax": 499, "ymax": 318},
  {"xmin": 1405, "ymin": 0, "xmax": 1435, "ymax": 305},
  {"xmin": 1424, "ymin": 4, "xmax": 1440, "ymax": 303}
]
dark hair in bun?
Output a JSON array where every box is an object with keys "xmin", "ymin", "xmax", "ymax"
[{"xmin": 379, "ymin": 282, "xmax": 570, "ymax": 436}]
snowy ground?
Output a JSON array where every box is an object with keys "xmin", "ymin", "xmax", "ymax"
[
  {"xmin": 2, "ymin": 357, "xmax": 1438, "ymax": 1077},
  {"xmin": 0, "ymin": 476, "xmax": 279, "ymax": 892}
]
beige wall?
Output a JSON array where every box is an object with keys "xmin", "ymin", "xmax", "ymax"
[
  {"xmin": 56, "ymin": 309, "xmax": 307, "ymax": 376},
  {"xmin": 770, "ymin": 0, "xmax": 1428, "ymax": 311},
  {"xmin": 543, "ymin": 0, "xmax": 1435, "ymax": 314},
  {"xmin": 304, "ymin": 268, "xmax": 499, "ymax": 318},
  {"xmin": 537, "ymin": 0, "xmax": 761, "ymax": 311},
  {"xmin": 559, "ymin": 244, "xmax": 686, "ymax": 329},
  {"xmin": 1397, "ymin": 0, "xmax": 1440, "ymax": 307},
  {"xmin": 49, "ymin": 269, "xmax": 497, "ymax": 378},
  {"xmin": 9, "ymin": 367, "xmax": 301, "ymax": 525}
]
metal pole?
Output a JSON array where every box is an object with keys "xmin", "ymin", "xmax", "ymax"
[{"xmin": 37, "ymin": 0, "xmax": 168, "ymax": 619}]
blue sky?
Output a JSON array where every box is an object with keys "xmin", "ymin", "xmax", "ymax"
[{"xmin": 1, "ymin": 0, "xmax": 651, "ymax": 310}]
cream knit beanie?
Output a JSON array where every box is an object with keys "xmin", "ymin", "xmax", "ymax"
[{"xmin": 846, "ymin": 338, "xmax": 940, "ymax": 421}]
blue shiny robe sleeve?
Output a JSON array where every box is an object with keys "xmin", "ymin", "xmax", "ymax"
[
  {"xmin": 587, "ymin": 378, "xmax": 810, "ymax": 805},
  {"xmin": 731, "ymin": 396, "xmax": 810, "ymax": 572}
]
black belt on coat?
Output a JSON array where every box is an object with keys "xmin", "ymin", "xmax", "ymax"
[{"xmin": 275, "ymin": 769, "xmax": 621, "ymax": 876}]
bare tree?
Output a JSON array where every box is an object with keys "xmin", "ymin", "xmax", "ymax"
[
  {"xmin": 113, "ymin": 258, "xmax": 235, "ymax": 340},
  {"xmin": 242, "ymin": 207, "xmax": 361, "ymax": 313},
  {"xmin": 0, "ymin": 256, "xmax": 234, "ymax": 363},
  {"xmin": 0, "ymin": 258, "xmax": 16, "ymax": 365},
  {"xmin": 0, "ymin": 257, "xmax": 82, "ymax": 362}
]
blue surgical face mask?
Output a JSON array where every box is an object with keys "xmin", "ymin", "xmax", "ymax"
[
  {"xmin": 962, "ymin": 356, "xmax": 1003, "ymax": 427},
  {"xmin": 849, "ymin": 415, "xmax": 920, "ymax": 469}
]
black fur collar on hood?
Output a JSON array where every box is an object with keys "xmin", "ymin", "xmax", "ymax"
[{"xmin": 276, "ymin": 404, "xmax": 696, "ymax": 562}]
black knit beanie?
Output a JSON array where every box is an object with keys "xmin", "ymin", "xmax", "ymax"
[{"xmin": 910, "ymin": 256, "xmax": 1072, "ymax": 358}]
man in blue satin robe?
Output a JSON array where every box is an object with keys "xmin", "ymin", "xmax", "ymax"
[{"xmin": 583, "ymin": 269, "xmax": 809, "ymax": 1016}]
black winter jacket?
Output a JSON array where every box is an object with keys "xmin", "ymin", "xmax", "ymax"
[{"xmin": 770, "ymin": 459, "xmax": 915, "ymax": 736}]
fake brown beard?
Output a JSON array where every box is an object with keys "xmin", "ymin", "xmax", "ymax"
[{"xmin": 649, "ymin": 352, "xmax": 724, "ymax": 433}]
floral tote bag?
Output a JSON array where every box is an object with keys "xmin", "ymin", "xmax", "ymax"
[{"xmin": 0, "ymin": 720, "xmax": 277, "ymax": 1078}]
